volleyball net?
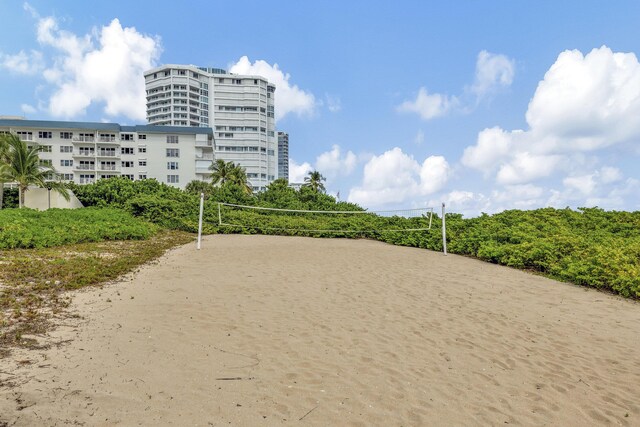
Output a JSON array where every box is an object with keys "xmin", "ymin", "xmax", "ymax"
[{"xmin": 196, "ymin": 198, "xmax": 448, "ymax": 254}]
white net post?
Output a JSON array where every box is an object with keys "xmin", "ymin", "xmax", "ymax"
[
  {"xmin": 441, "ymin": 202, "xmax": 447, "ymax": 255},
  {"xmin": 197, "ymin": 193, "xmax": 204, "ymax": 250}
]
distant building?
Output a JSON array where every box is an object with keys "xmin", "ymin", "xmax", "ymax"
[
  {"xmin": 0, "ymin": 118, "xmax": 214, "ymax": 189},
  {"xmin": 144, "ymin": 64, "xmax": 277, "ymax": 191},
  {"xmin": 277, "ymin": 131, "xmax": 289, "ymax": 182}
]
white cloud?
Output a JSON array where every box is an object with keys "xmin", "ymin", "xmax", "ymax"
[
  {"xmin": 348, "ymin": 147, "xmax": 450, "ymax": 207},
  {"xmin": 32, "ymin": 16, "xmax": 162, "ymax": 120},
  {"xmin": 324, "ymin": 94, "xmax": 342, "ymax": 113},
  {"xmin": 315, "ymin": 145, "xmax": 357, "ymax": 179},
  {"xmin": 496, "ymin": 152, "xmax": 563, "ymax": 185},
  {"xmin": 470, "ymin": 50, "xmax": 515, "ymax": 98},
  {"xmin": 461, "ymin": 46, "xmax": 640, "ymax": 188},
  {"xmin": 20, "ymin": 103, "xmax": 37, "ymax": 114},
  {"xmin": 461, "ymin": 126, "xmax": 516, "ymax": 173},
  {"xmin": 397, "ymin": 87, "xmax": 458, "ymax": 121},
  {"xmin": 229, "ymin": 56, "xmax": 315, "ymax": 121},
  {"xmin": 0, "ymin": 49, "xmax": 44, "ymax": 75},
  {"xmin": 414, "ymin": 129, "xmax": 424, "ymax": 145},
  {"xmin": 11, "ymin": 10, "xmax": 161, "ymax": 120},
  {"xmin": 288, "ymin": 159, "xmax": 313, "ymax": 183}
]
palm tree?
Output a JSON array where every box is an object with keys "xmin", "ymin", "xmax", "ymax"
[
  {"xmin": 209, "ymin": 159, "xmax": 235, "ymax": 185},
  {"xmin": 0, "ymin": 134, "xmax": 69, "ymax": 208},
  {"xmin": 228, "ymin": 163, "xmax": 253, "ymax": 194},
  {"xmin": 0, "ymin": 133, "xmax": 10, "ymax": 209},
  {"xmin": 303, "ymin": 170, "xmax": 326, "ymax": 193}
]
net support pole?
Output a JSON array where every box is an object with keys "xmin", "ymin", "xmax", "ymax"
[
  {"xmin": 197, "ymin": 192, "xmax": 204, "ymax": 250},
  {"xmin": 441, "ymin": 202, "xmax": 447, "ymax": 255}
]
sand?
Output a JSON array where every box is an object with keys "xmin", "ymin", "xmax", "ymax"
[{"xmin": 1, "ymin": 234, "xmax": 639, "ymax": 426}]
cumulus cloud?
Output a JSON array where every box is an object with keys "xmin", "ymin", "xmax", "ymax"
[
  {"xmin": 0, "ymin": 50, "xmax": 44, "ymax": 75},
  {"xmin": 31, "ymin": 16, "xmax": 161, "ymax": 120},
  {"xmin": 462, "ymin": 46, "xmax": 640, "ymax": 189},
  {"xmin": 348, "ymin": 147, "xmax": 450, "ymax": 207},
  {"xmin": 315, "ymin": 145, "xmax": 357, "ymax": 179},
  {"xmin": 398, "ymin": 50, "xmax": 515, "ymax": 121},
  {"xmin": 470, "ymin": 50, "xmax": 515, "ymax": 98},
  {"xmin": 229, "ymin": 56, "xmax": 316, "ymax": 121},
  {"xmin": 288, "ymin": 159, "xmax": 313, "ymax": 183},
  {"xmin": 396, "ymin": 87, "xmax": 458, "ymax": 120}
]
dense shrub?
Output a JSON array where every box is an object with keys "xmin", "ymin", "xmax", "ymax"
[
  {"xmin": 0, "ymin": 207, "xmax": 157, "ymax": 249},
  {"xmin": 23, "ymin": 177, "xmax": 640, "ymax": 298}
]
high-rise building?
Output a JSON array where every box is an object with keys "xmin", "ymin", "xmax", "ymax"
[
  {"xmin": 0, "ymin": 118, "xmax": 214, "ymax": 189},
  {"xmin": 144, "ymin": 64, "xmax": 277, "ymax": 191},
  {"xmin": 277, "ymin": 131, "xmax": 289, "ymax": 182}
]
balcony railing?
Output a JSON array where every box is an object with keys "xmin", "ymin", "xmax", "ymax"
[
  {"xmin": 99, "ymin": 165, "xmax": 118, "ymax": 171},
  {"xmin": 73, "ymin": 136, "xmax": 95, "ymax": 142},
  {"xmin": 97, "ymin": 151, "xmax": 117, "ymax": 157},
  {"xmin": 98, "ymin": 136, "xmax": 117, "ymax": 143},
  {"xmin": 75, "ymin": 165, "xmax": 95, "ymax": 170},
  {"xmin": 79, "ymin": 178, "xmax": 95, "ymax": 184}
]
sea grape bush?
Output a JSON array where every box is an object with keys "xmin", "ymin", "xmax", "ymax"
[
  {"xmin": 3, "ymin": 177, "xmax": 639, "ymax": 298},
  {"xmin": 0, "ymin": 208, "xmax": 156, "ymax": 249}
]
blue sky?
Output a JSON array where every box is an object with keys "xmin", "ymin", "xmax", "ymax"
[{"xmin": 2, "ymin": 1, "xmax": 640, "ymax": 215}]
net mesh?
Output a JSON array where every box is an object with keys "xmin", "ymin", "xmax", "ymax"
[{"xmin": 216, "ymin": 202, "xmax": 434, "ymax": 235}]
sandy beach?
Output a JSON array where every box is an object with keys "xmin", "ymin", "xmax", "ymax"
[{"xmin": 1, "ymin": 234, "xmax": 639, "ymax": 426}]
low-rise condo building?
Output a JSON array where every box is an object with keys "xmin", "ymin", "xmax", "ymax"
[{"xmin": 0, "ymin": 118, "xmax": 214, "ymax": 189}]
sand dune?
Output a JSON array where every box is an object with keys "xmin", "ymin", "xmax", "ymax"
[{"xmin": 1, "ymin": 234, "xmax": 639, "ymax": 426}]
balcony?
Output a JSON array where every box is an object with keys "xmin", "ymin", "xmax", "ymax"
[
  {"xmin": 72, "ymin": 151, "xmax": 96, "ymax": 158},
  {"xmin": 196, "ymin": 140, "xmax": 213, "ymax": 147},
  {"xmin": 74, "ymin": 164, "xmax": 96, "ymax": 171},
  {"xmin": 96, "ymin": 151, "xmax": 117, "ymax": 158},
  {"xmin": 79, "ymin": 178, "xmax": 95, "ymax": 184},
  {"xmin": 196, "ymin": 153, "xmax": 214, "ymax": 160},
  {"xmin": 73, "ymin": 136, "xmax": 95, "ymax": 143},
  {"xmin": 99, "ymin": 165, "xmax": 121, "ymax": 172}
]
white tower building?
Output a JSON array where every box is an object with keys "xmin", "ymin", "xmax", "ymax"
[{"xmin": 144, "ymin": 65, "xmax": 277, "ymax": 191}]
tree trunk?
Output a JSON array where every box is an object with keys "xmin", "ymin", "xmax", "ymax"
[{"xmin": 19, "ymin": 186, "xmax": 25, "ymax": 209}]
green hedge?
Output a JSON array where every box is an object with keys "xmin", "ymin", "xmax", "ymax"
[
  {"xmin": 59, "ymin": 178, "xmax": 640, "ymax": 298},
  {"xmin": 0, "ymin": 207, "xmax": 157, "ymax": 249}
]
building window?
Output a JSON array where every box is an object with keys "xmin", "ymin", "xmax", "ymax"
[
  {"xmin": 166, "ymin": 148, "xmax": 180, "ymax": 157},
  {"xmin": 62, "ymin": 174, "xmax": 74, "ymax": 181},
  {"xmin": 124, "ymin": 174, "xmax": 134, "ymax": 180},
  {"xmin": 39, "ymin": 131, "xmax": 52, "ymax": 139},
  {"xmin": 138, "ymin": 134, "xmax": 147, "ymax": 140},
  {"xmin": 167, "ymin": 161, "xmax": 179, "ymax": 170},
  {"xmin": 166, "ymin": 135, "xmax": 179, "ymax": 144},
  {"xmin": 60, "ymin": 159, "xmax": 73, "ymax": 167},
  {"xmin": 121, "ymin": 133, "xmax": 134, "ymax": 141},
  {"xmin": 167, "ymin": 175, "xmax": 179, "ymax": 183},
  {"xmin": 79, "ymin": 174, "xmax": 95, "ymax": 184},
  {"xmin": 122, "ymin": 161, "xmax": 134, "ymax": 168},
  {"xmin": 121, "ymin": 147, "xmax": 135, "ymax": 154},
  {"xmin": 39, "ymin": 145, "xmax": 52, "ymax": 153},
  {"xmin": 178, "ymin": 70, "xmax": 186, "ymax": 75},
  {"xmin": 60, "ymin": 132, "xmax": 73, "ymax": 139},
  {"xmin": 138, "ymin": 174, "xmax": 147, "ymax": 180},
  {"xmin": 17, "ymin": 131, "xmax": 33, "ymax": 141},
  {"xmin": 39, "ymin": 159, "xmax": 52, "ymax": 166},
  {"xmin": 79, "ymin": 147, "xmax": 94, "ymax": 156},
  {"xmin": 138, "ymin": 160, "xmax": 147, "ymax": 167},
  {"xmin": 138, "ymin": 146, "xmax": 147, "ymax": 153},
  {"xmin": 60, "ymin": 145, "xmax": 73, "ymax": 153},
  {"xmin": 78, "ymin": 133, "xmax": 94, "ymax": 142}
]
